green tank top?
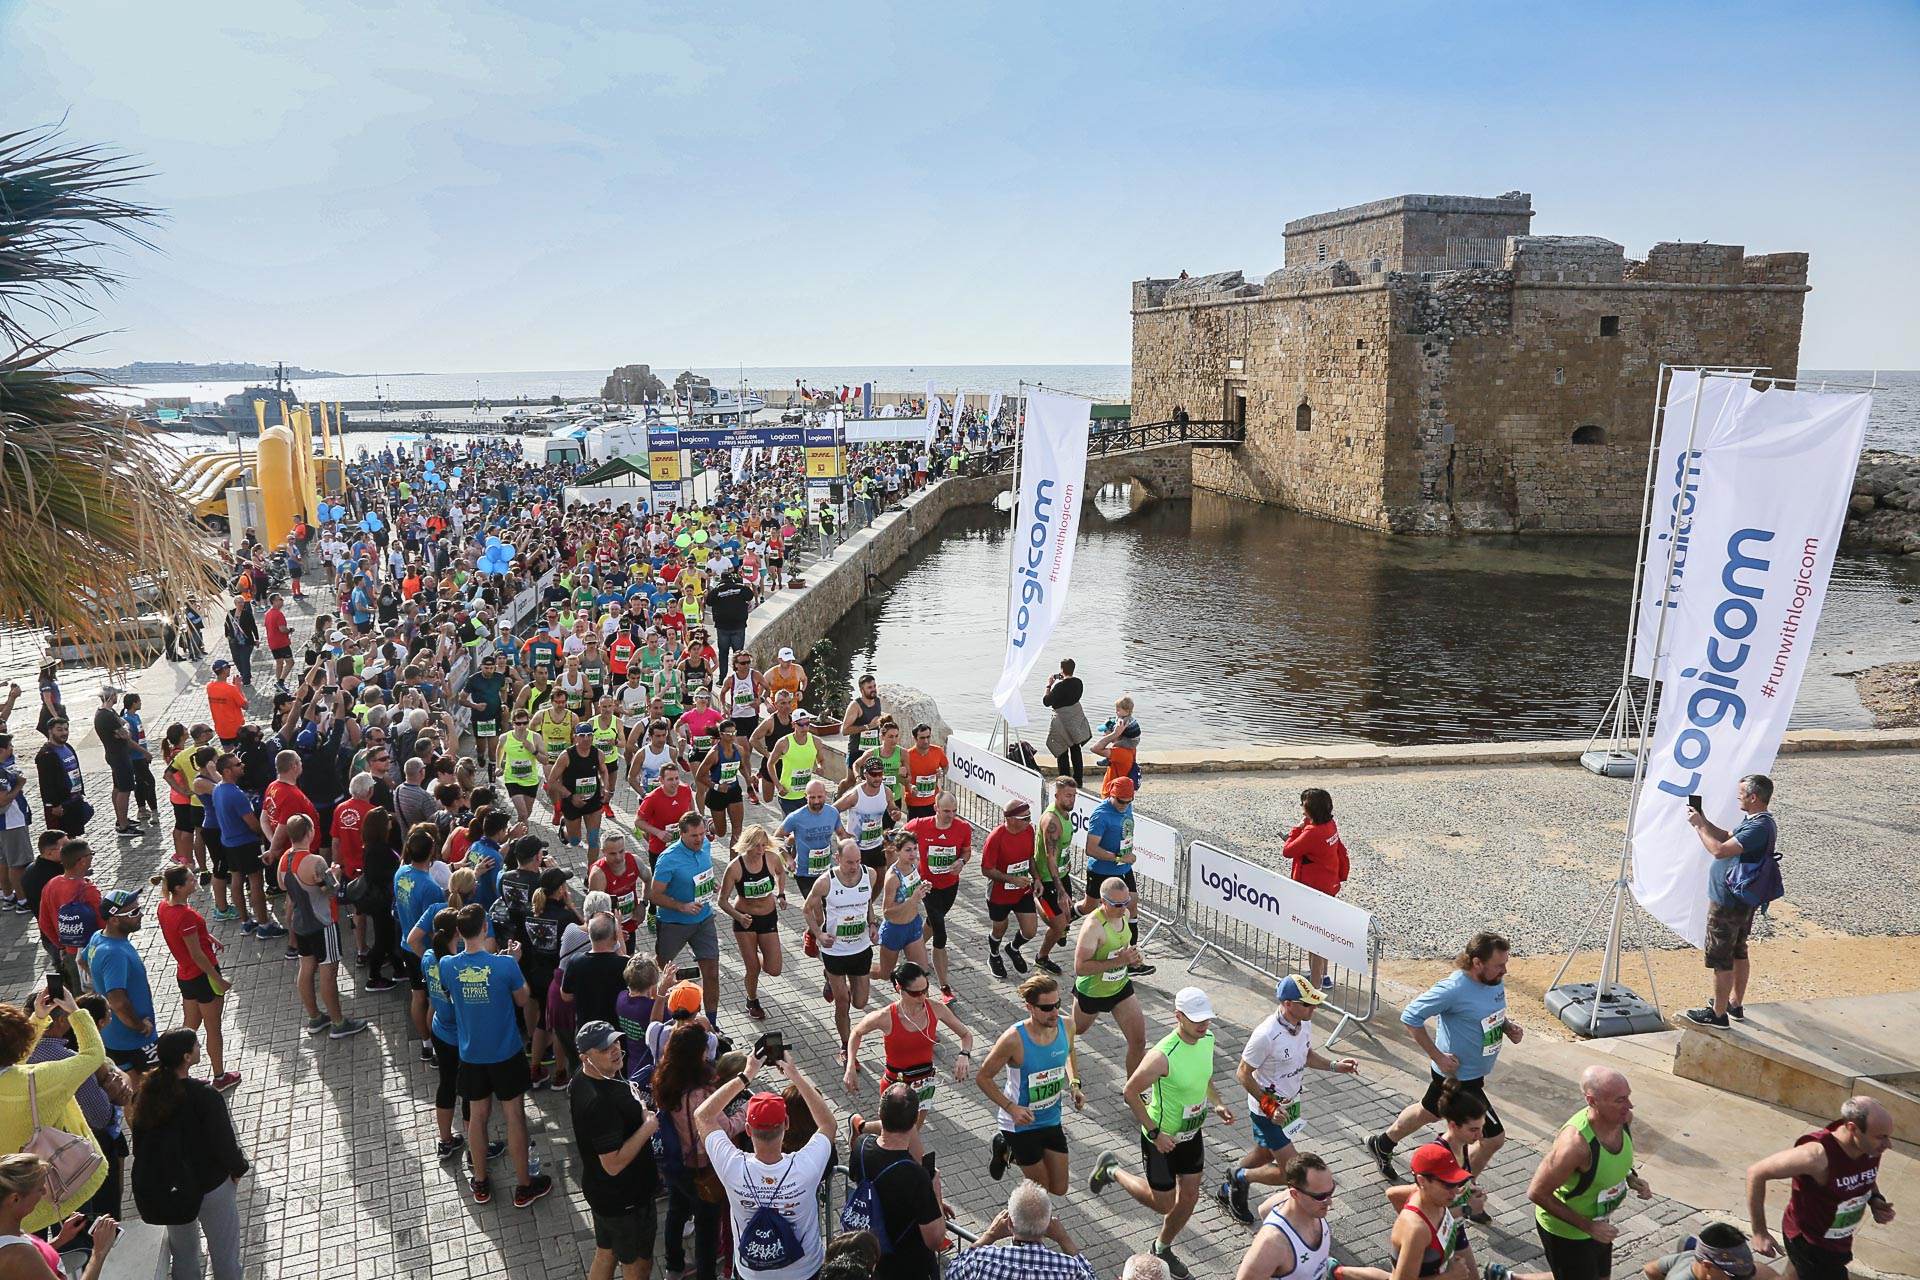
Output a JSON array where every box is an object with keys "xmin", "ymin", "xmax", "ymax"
[
  {"xmin": 777, "ymin": 735, "xmax": 819, "ymax": 800},
  {"xmin": 1075, "ymin": 911, "xmax": 1132, "ymax": 998},
  {"xmin": 1036, "ymin": 804, "xmax": 1073, "ymax": 881},
  {"xmin": 1536, "ymin": 1108, "xmax": 1635, "ymax": 1240},
  {"xmin": 877, "ymin": 748, "xmax": 905, "ymax": 801},
  {"xmin": 1144, "ymin": 1029, "xmax": 1215, "ymax": 1139},
  {"xmin": 500, "ymin": 731, "xmax": 540, "ymax": 785},
  {"xmin": 591, "ymin": 716, "xmax": 620, "ymax": 753}
]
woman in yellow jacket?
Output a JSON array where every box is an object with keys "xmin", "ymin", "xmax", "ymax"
[{"xmin": 0, "ymin": 990, "xmax": 108, "ymax": 1230}]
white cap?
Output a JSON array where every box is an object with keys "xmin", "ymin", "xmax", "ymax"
[
  {"xmin": 777, "ymin": 647, "xmax": 795, "ymax": 661},
  {"xmin": 1174, "ymin": 987, "xmax": 1214, "ymax": 1022}
]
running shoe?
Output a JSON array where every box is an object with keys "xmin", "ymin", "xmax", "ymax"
[
  {"xmin": 513, "ymin": 1174, "xmax": 553, "ymax": 1208},
  {"xmin": 1484, "ymin": 1266, "xmax": 1512, "ymax": 1280},
  {"xmin": 1152, "ymin": 1242, "xmax": 1191, "ymax": 1280},
  {"xmin": 306, "ymin": 1014, "xmax": 331, "ymax": 1035},
  {"xmin": 1221, "ymin": 1170, "xmax": 1256, "ymax": 1225},
  {"xmin": 211, "ymin": 1072, "xmax": 242, "ymax": 1093},
  {"xmin": 847, "ymin": 1113, "xmax": 865, "ymax": 1149},
  {"xmin": 240, "ymin": 919, "xmax": 258, "ymax": 935},
  {"xmin": 1005, "ymin": 942, "xmax": 1028, "ymax": 974},
  {"xmin": 463, "ymin": 1139, "xmax": 507, "ymax": 1166},
  {"xmin": 745, "ymin": 999, "xmax": 766, "ymax": 1020},
  {"xmin": 1320, "ymin": 974, "xmax": 1334, "ymax": 991},
  {"xmin": 988, "ymin": 1132, "xmax": 1011, "ymax": 1181},
  {"xmin": 211, "ymin": 905, "xmax": 238, "ymax": 921},
  {"xmin": 1727, "ymin": 1004, "xmax": 1746, "ymax": 1021},
  {"xmin": 1683, "ymin": 1006, "xmax": 1730, "ymax": 1028},
  {"xmin": 1089, "ymin": 1150, "xmax": 1119, "ymax": 1195},
  {"xmin": 470, "ymin": 1176, "xmax": 492, "ymax": 1204},
  {"xmin": 436, "ymin": 1137, "xmax": 464, "ymax": 1161},
  {"xmin": 328, "ymin": 1017, "xmax": 370, "ymax": 1039},
  {"xmin": 1034, "ymin": 955, "xmax": 1062, "ymax": 976},
  {"xmin": 988, "ymin": 947, "xmax": 1007, "ymax": 979},
  {"xmin": 256, "ymin": 922, "xmax": 289, "ymax": 939},
  {"xmin": 116, "ymin": 824, "xmax": 142, "ymax": 837},
  {"xmin": 419, "ymin": 1041, "xmax": 436, "ymax": 1064},
  {"xmin": 529, "ymin": 1075, "xmax": 548, "ymax": 1091},
  {"xmin": 365, "ymin": 977, "xmax": 397, "ymax": 993},
  {"xmin": 1468, "ymin": 1209, "xmax": 1493, "ymax": 1225},
  {"xmin": 1128, "ymin": 962, "xmax": 1157, "ymax": 976},
  {"xmin": 939, "ymin": 986, "xmax": 957, "ymax": 1004},
  {"xmin": 1365, "ymin": 1133, "xmax": 1399, "ymax": 1180}
]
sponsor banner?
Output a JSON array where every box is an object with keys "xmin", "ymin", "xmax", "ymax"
[
  {"xmin": 732, "ymin": 446, "xmax": 750, "ymax": 482},
  {"xmin": 804, "ymin": 414, "xmax": 845, "ymax": 479},
  {"xmin": 1188, "ymin": 840, "xmax": 1372, "ymax": 974},
  {"xmin": 679, "ymin": 424, "xmax": 806, "ymax": 449},
  {"xmin": 648, "ymin": 424, "xmax": 683, "ymax": 511},
  {"xmin": 992, "ymin": 390, "xmax": 1091, "ymax": 727},
  {"xmin": 1630, "ymin": 382, "xmax": 1872, "ymax": 946},
  {"xmin": 986, "ymin": 390, "xmax": 1003, "ymax": 430},
  {"xmin": 922, "ymin": 380, "xmax": 938, "ymax": 444}
]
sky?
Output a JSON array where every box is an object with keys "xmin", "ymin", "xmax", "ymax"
[{"xmin": 3, "ymin": 0, "xmax": 1916, "ymax": 373}]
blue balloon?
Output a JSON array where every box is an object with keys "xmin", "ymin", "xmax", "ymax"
[
  {"xmin": 486, "ymin": 536, "xmax": 501, "ymax": 548},
  {"xmin": 498, "ymin": 543, "xmax": 516, "ymax": 560}
]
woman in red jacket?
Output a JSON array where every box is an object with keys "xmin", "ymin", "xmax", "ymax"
[{"xmin": 1282, "ymin": 787, "xmax": 1349, "ymax": 990}]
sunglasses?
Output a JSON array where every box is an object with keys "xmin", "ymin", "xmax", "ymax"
[
  {"xmin": 1298, "ymin": 1184, "xmax": 1337, "ymax": 1201},
  {"xmin": 1030, "ymin": 1000, "xmax": 1060, "ymax": 1012},
  {"xmin": 901, "ymin": 986, "xmax": 929, "ymax": 998}
]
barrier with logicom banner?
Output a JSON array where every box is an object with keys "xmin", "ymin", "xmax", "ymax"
[
  {"xmin": 1187, "ymin": 840, "xmax": 1371, "ymax": 974},
  {"xmin": 945, "ymin": 734, "xmax": 1175, "ymax": 888}
]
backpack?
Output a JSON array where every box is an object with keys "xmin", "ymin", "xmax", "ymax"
[
  {"xmin": 737, "ymin": 1163, "xmax": 804, "ymax": 1273},
  {"xmin": 839, "ymin": 1136, "xmax": 914, "ymax": 1255},
  {"xmin": 1729, "ymin": 846, "xmax": 1785, "ymax": 909}
]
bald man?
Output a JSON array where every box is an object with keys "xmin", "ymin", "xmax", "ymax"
[
  {"xmin": 1746, "ymin": 1096, "xmax": 1895, "ymax": 1280},
  {"xmin": 1528, "ymin": 1067, "xmax": 1652, "ymax": 1280}
]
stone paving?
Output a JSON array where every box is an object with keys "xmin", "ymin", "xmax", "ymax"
[{"xmin": 1, "ymin": 595, "xmax": 1725, "ymax": 1280}]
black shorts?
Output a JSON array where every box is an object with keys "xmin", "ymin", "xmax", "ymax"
[
  {"xmin": 1535, "ymin": 1224, "xmax": 1614, "ymax": 1280},
  {"xmin": 173, "ymin": 803, "xmax": 203, "ymax": 832},
  {"xmin": 107, "ymin": 1045, "xmax": 152, "ymax": 1072},
  {"xmin": 399, "ymin": 948, "xmax": 426, "ymax": 991},
  {"xmin": 1006, "ymin": 1124, "xmax": 1068, "ymax": 1167},
  {"xmin": 506, "ymin": 783, "xmax": 540, "ymax": 799},
  {"xmin": 822, "ymin": 947, "xmax": 872, "ymax": 978},
  {"xmin": 108, "ymin": 758, "xmax": 137, "ymax": 793},
  {"xmin": 592, "ymin": 1201, "xmax": 656, "ymax": 1265},
  {"xmin": 459, "ymin": 1052, "xmax": 532, "ymax": 1103},
  {"xmin": 1037, "ymin": 877, "xmax": 1074, "ymax": 918},
  {"xmin": 731, "ymin": 715, "xmax": 758, "ymax": 740},
  {"xmin": 178, "ymin": 974, "xmax": 220, "ymax": 1003},
  {"xmin": 858, "ymin": 843, "xmax": 887, "ymax": 872},
  {"xmin": 1704, "ymin": 901, "xmax": 1756, "ymax": 971},
  {"xmin": 988, "ymin": 893, "xmax": 1035, "ymax": 922},
  {"xmin": 733, "ymin": 910, "xmax": 778, "ymax": 935},
  {"xmin": 223, "ymin": 840, "xmax": 263, "ymax": 879},
  {"xmin": 905, "ymin": 802, "xmax": 935, "ymax": 822},
  {"xmin": 295, "ymin": 922, "xmax": 344, "ymax": 964},
  {"xmin": 1139, "ymin": 1130, "xmax": 1205, "ymax": 1191},
  {"xmin": 707, "ymin": 787, "xmax": 743, "ymax": 813},
  {"xmin": 270, "ymin": 645, "xmax": 293, "ymax": 661},
  {"xmin": 1085, "ymin": 868, "xmax": 1137, "ymax": 901},
  {"xmin": 1783, "ymin": 1234, "xmax": 1850, "ymax": 1280},
  {"xmin": 1420, "ymin": 1071, "xmax": 1505, "ymax": 1139},
  {"xmin": 1076, "ymin": 982, "xmax": 1136, "ymax": 1015}
]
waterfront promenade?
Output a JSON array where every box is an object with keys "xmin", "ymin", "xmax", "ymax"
[{"xmin": 7, "ymin": 597, "xmax": 1916, "ymax": 1279}]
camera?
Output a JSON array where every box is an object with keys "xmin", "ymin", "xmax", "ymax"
[
  {"xmin": 754, "ymin": 1031, "xmax": 785, "ymax": 1065},
  {"xmin": 44, "ymin": 970, "xmax": 65, "ymax": 1001}
]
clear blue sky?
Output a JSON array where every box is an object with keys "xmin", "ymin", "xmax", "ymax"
[{"xmin": 4, "ymin": 0, "xmax": 1915, "ymax": 372}]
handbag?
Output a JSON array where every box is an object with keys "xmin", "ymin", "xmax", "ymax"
[
  {"xmin": 19, "ymin": 1069, "xmax": 103, "ymax": 1207},
  {"xmin": 342, "ymin": 873, "xmax": 376, "ymax": 910}
]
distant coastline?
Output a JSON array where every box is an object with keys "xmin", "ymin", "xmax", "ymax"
[{"xmin": 97, "ymin": 360, "xmax": 353, "ymax": 381}]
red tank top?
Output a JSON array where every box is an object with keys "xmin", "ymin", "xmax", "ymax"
[
  {"xmin": 882, "ymin": 1002, "xmax": 936, "ymax": 1074},
  {"xmin": 592, "ymin": 855, "xmax": 642, "ymax": 929},
  {"xmin": 1782, "ymin": 1124, "xmax": 1881, "ymax": 1257}
]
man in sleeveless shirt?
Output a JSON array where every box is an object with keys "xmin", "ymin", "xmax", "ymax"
[
  {"xmin": 1526, "ymin": 1066, "xmax": 1651, "ymax": 1280},
  {"xmin": 1744, "ymin": 1096, "xmax": 1895, "ymax": 1280},
  {"xmin": 1233, "ymin": 1152, "xmax": 1338, "ymax": 1280}
]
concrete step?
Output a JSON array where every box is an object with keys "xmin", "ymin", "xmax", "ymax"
[{"xmin": 1585, "ymin": 1027, "xmax": 1683, "ymax": 1075}]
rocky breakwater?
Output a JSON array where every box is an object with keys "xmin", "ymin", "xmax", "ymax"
[{"xmin": 1845, "ymin": 451, "xmax": 1920, "ymax": 555}]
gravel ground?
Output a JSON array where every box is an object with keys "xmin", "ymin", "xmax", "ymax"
[{"xmin": 1137, "ymin": 750, "xmax": 1920, "ymax": 958}]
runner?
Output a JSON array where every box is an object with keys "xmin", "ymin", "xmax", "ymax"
[
  {"xmin": 778, "ymin": 778, "xmax": 842, "ymax": 904},
  {"xmin": 546, "ymin": 724, "xmax": 609, "ymax": 852},
  {"xmin": 586, "ymin": 830, "xmax": 647, "ymax": 945},
  {"xmin": 1089, "ymin": 987, "xmax": 1237, "ymax": 1280},
  {"xmin": 1071, "ymin": 872, "xmax": 1149, "ymax": 1075},
  {"xmin": 721, "ymin": 651, "xmax": 763, "ymax": 746},
  {"xmin": 1219, "ymin": 975, "xmax": 1360, "ymax": 1224},
  {"xmin": 718, "ymin": 824, "xmax": 787, "ymax": 1021},
  {"xmin": 835, "ymin": 757, "xmax": 900, "ymax": 872},
  {"xmin": 1077, "ymin": 776, "xmax": 1153, "ymax": 977},
  {"xmin": 647, "ymin": 811, "xmax": 721, "ymax": 1026},
  {"xmin": 981, "ymin": 799, "xmax": 1040, "ymax": 980},
  {"xmin": 151, "ymin": 862, "xmax": 239, "ymax": 1091},
  {"xmin": 902, "ymin": 722, "xmax": 948, "ymax": 822},
  {"xmin": 764, "ymin": 707, "xmax": 821, "ymax": 817},
  {"xmin": 626, "ymin": 718, "xmax": 678, "ymax": 800},
  {"xmin": 847, "ymin": 716, "xmax": 906, "ymax": 807},
  {"xmin": 277, "ymin": 813, "xmax": 368, "ymax": 1040},
  {"xmin": 1744, "ymin": 1096, "xmax": 1895, "ymax": 1280},
  {"xmin": 975, "ymin": 971, "xmax": 1084, "ymax": 1195},
  {"xmin": 872, "ymin": 828, "xmax": 932, "ymax": 982},
  {"xmin": 463, "ymin": 652, "xmax": 509, "ymax": 781},
  {"xmin": 1336, "ymin": 1142, "xmax": 1481, "ymax": 1280},
  {"xmin": 844, "ymin": 958, "xmax": 975, "ymax": 1159},
  {"xmin": 1032, "ymin": 774, "xmax": 1078, "ymax": 975},
  {"xmin": 840, "ymin": 673, "xmax": 885, "ymax": 763},
  {"xmin": 1367, "ymin": 932, "xmax": 1518, "ymax": 1182},
  {"xmin": 1527, "ymin": 1067, "xmax": 1651, "ymax": 1280},
  {"xmin": 763, "ymin": 645, "xmax": 808, "ymax": 709},
  {"xmin": 904, "ymin": 790, "xmax": 972, "ymax": 1003},
  {"xmin": 583, "ymin": 695, "xmax": 624, "ymax": 800},
  {"xmin": 694, "ymin": 718, "xmax": 752, "ymax": 847},
  {"xmin": 805, "ymin": 837, "xmax": 877, "ymax": 1066},
  {"xmin": 1231, "ymin": 1153, "xmax": 1338, "ymax": 1280},
  {"xmin": 497, "ymin": 709, "xmax": 548, "ymax": 823}
]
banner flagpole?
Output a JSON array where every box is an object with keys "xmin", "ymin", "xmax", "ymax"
[{"xmin": 989, "ymin": 381, "xmax": 1029, "ymax": 757}]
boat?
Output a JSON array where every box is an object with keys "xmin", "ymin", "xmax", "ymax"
[
  {"xmin": 683, "ymin": 388, "xmax": 766, "ymax": 420},
  {"xmin": 49, "ymin": 614, "xmax": 171, "ymax": 664}
]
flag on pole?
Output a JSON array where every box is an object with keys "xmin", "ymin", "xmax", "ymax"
[
  {"xmin": 986, "ymin": 391, "xmax": 1003, "ymax": 432},
  {"xmin": 992, "ymin": 390, "xmax": 1092, "ymax": 727}
]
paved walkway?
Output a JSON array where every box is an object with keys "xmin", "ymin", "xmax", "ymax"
[{"xmin": 3, "ymin": 602, "xmax": 1734, "ymax": 1280}]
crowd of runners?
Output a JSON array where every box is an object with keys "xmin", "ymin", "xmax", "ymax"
[{"xmin": 0, "ymin": 432, "xmax": 1901, "ymax": 1280}]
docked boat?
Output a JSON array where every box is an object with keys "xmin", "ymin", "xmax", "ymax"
[
  {"xmin": 49, "ymin": 614, "xmax": 171, "ymax": 664},
  {"xmin": 684, "ymin": 388, "xmax": 765, "ymax": 420}
]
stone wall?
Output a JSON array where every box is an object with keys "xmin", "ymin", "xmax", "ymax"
[{"xmin": 1282, "ymin": 192, "xmax": 1534, "ymax": 271}]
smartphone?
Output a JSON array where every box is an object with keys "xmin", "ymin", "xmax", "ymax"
[
  {"xmin": 44, "ymin": 970, "xmax": 65, "ymax": 1001},
  {"xmin": 754, "ymin": 1031, "xmax": 785, "ymax": 1065},
  {"xmin": 676, "ymin": 964, "xmax": 701, "ymax": 983},
  {"xmin": 1687, "ymin": 795, "xmax": 1704, "ymax": 812}
]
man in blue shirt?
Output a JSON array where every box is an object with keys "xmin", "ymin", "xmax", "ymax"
[
  {"xmin": 1684, "ymin": 773, "xmax": 1778, "ymax": 1028},
  {"xmin": 211, "ymin": 752, "xmax": 283, "ymax": 939},
  {"xmin": 439, "ymin": 904, "xmax": 549, "ymax": 1208},
  {"xmin": 648, "ymin": 811, "xmax": 720, "ymax": 1024},
  {"xmin": 778, "ymin": 779, "xmax": 844, "ymax": 895},
  {"xmin": 86, "ymin": 888, "xmax": 157, "ymax": 1071},
  {"xmin": 1079, "ymin": 777, "xmax": 1153, "ymax": 977},
  {"xmin": 1364, "ymin": 931, "xmax": 1519, "ymax": 1192}
]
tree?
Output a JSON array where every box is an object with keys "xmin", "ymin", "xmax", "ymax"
[{"xmin": 0, "ymin": 126, "xmax": 221, "ymax": 663}]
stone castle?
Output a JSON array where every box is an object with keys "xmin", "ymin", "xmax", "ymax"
[{"xmin": 1129, "ymin": 192, "xmax": 1809, "ymax": 532}]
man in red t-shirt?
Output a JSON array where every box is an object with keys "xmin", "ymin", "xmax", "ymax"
[
  {"xmin": 331, "ymin": 787, "xmax": 374, "ymax": 881},
  {"xmin": 38, "ymin": 840, "xmax": 101, "ymax": 994},
  {"xmin": 263, "ymin": 592, "xmax": 294, "ymax": 689},
  {"xmin": 262, "ymin": 750, "xmax": 320, "ymax": 865},
  {"xmin": 980, "ymin": 799, "xmax": 1039, "ymax": 980},
  {"xmin": 635, "ymin": 763, "xmax": 695, "ymax": 856},
  {"xmin": 905, "ymin": 792, "xmax": 972, "ymax": 1001}
]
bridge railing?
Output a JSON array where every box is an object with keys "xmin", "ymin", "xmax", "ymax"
[{"xmin": 965, "ymin": 417, "xmax": 1243, "ymax": 475}]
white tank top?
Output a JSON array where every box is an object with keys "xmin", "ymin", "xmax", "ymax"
[
  {"xmin": 849, "ymin": 784, "xmax": 890, "ymax": 850},
  {"xmin": 822, "ymin": 867, "xmax": 874, "ymax": 956},
  {"xmin": 1263, "ymin": 1204, "xmax": 1332, "ymax": 1280},
  {"xmin": 638, "ymin": 741, "xmax": 675, "ymax": 789},
  {"xmin": 729, "ymin": 673, "xmax": 758, "ymax": 718}
]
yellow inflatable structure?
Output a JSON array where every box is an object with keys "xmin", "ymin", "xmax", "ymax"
[{"xmin": 257, "ymin": 426, "xmax": 297, "ymax": 545}]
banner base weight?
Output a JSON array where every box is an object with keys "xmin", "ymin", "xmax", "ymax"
[
  {"xmin": 1546, "ymin": 982, "xmax": 1666, "ymax": 1039},
  {"xmin": 1580, "ymin": 750, "xmax": 1640, "ymax": 779}
]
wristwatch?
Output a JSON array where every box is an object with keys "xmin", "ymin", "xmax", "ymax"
[
  {"xmin": 1147, "ymin": 1126, "xmax": 1161, "ymax": 1140},
  {"xmin": 735, "ymin": 1073, "xmax": 751, "ymax": 1093}
]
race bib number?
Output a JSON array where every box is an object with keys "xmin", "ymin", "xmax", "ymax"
[
  {"xmin": 912, "ymin": 774, "xmax": 937, "ymax": 799},
  {"xmin": 927, "ymin": 844, "xmax": 956, "ymax": 872},
  {"xmin": 859, "ymin": 731, "xmax": 880, "ymax": 753},
  {"xmin": 574, "ymin": 777, "xmax": 599, "ymax": 799},
  {"xmin": 1595, "ymin": 1180, "xmax": 1629, "ymax": 1219},
  {"xmin": 858, "ymin": 815, "xmax": 883, "ymax": 847},
  {"xmin": 1102, "ymin": 964, "xmax": 1128, "ymax": 983},
  {"xmin": 1176, "ymin": 1102, "xmax": 1205, "ymax": 1140},
  {"xmin": 1004, "ymin": 860, "xmax": 1030, "ymax": 879},
  {"xmin": 474, "ymin": 719, "xmax": 496, "ymax": 736},
  {"xmin": 690, "ymin": 869, "xmax": 715, "ymax": 909},
  {"xmin": 834, "ymin": 915, "xmax": 867, "ymax": 939},
  {"xmin": 718, "ymin": 760, "xmax": 740, "ymax": 786},
  {"xmin": 1827, "ymin": 1193, "xmax": 1870, "ymax": 1240},
  {"xmin": 614, "ymin": 890, "xmax": 638, "ymax": 917},
  {"xmin": 1026, "ymin": 1066, "xmax": 1065, "ymax": 1108},
  {"xmin": 1480, "ymin": 1010, "xmax": 1506, "ymax": 1057},
  {"xmin": 741, "ymin": 876, "xmax": 774, "ymax": 900},
  {"xmin": 789, "ymin": 769, "xmax": 811, "ymax": 789}
]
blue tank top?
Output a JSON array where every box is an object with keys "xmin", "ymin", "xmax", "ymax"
[{"xmin": 1000, "ymin": 1022, "xmax": 1070, "ymax": 1132}]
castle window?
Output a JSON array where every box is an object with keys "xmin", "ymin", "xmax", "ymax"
[
  {"xmin": 1317, "ymin": 243, "xmax": 1327, "ymax": 262},
  {"xmin": 1599, "ymin": 315, "xmax": 1620, "ymax": 337},
  {"xmin": 1355, "ymin": 338, "xmax": 1367, "ymax": 350},
  {"xmin": 1572, "ymin": 424, "xmax": 1606, "ymax": 445},
  {"xmin": 1296, "ymin": 403, "xmax": 1313, "ymax": 432}
]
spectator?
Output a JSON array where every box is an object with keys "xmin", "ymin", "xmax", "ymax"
[
  {"xmin": 568, "ymin": 1020, "xmax": 660, "ymax": 1280},
  {"xmin": 652, "ymin": 1020, "xmax": 726, "ymax": 1280},
  {"xmin": 0, "ymin": 1152, "xmax": 119, "ymax": 1280},
  {"xmin": 0, "ymin": 733, "xmax": 33, "ymax": 912},
  {"xmin": 947, "ymin": 1181, "xmax": 1093, "ymax": 1280},
  {"xmin": 25, "ymin": 994, "xmax": 132, "ymax": 1222},
  {"xmin": 121, "ymin": 693, "xmax": 159, "ymax": 825},
  {"xmin": 85, "ymin": 888, "xmax": 158, "ymax": 1071},
  {"xmin": 695, "ymin": 1054, "xmax": 837, "ymax": 1280},
  {"xmin": 205, "ymin": 661, "xmax": 247, "ymax": 748},
  {"xmin": 1122, "ymin": 1255, "xmax": 1168, "ymax": 1280},
  {"xmin": 128, "ymin": 1028, "xmax": 248, "ymax": 1280},
  {"xmin": 35, "ymin": 718, "xmax": 92, "ymax": 837},
  {"xmin": 1684, "ymin": 773, "xmax": 1777, "ymax": 1028},
  {"xmin": 841, "ymin": 1083, "xmax": 945, "ymax": 1278},
  {"xmin": 1281, "ymin": 788, "xmax": 1349, "ymax": 989},
  {"xmin": 150, "ymin": 864, "xmax": 238, "ymax": 1092},
  {"xmin": 1041, "ymin": 660, "xmax": 1090, "ymax": 786},
  {"xmin": 93, "ymin": 686, "xmax": 138, "ymax": 836},
  {"xmin": 0, "ymin": 990, "xmax": 110, "ymax": 1230}
]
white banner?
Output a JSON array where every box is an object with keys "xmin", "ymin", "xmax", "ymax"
[
  {"xmin": 992, "ymin": 390, "xmax": 1090, "ymax": 728},
  {"xmin": 844, "ymin": 417, "xmax": 929, "ymax": 443},
  {"xmin": 922, "ymin": 380, "xmax": 938, "ymax": 445},
  {"xmin": 1632, "ymin": 370, "xmax": 1748, "ymax": 678},
  {"xmin": 951, "ymin": 390, "xmax": 966, "ymax": 435},
  {"xmin": 732, "ymin": 446, "xmax": 750, "ymax": 482},
  {"xmin": 946, "ymin": 734, "xmax": 1176, "ymax": 887},
  {"xmin": 1188, "ymin": 841, "xmax": 1372, "ymax": 975},
  {"xmin": 986, "ymin": 391, "xmax": 1003, "ymax": 432},
  {"xmin": 1630, "ymin": 382, "xmax": 1872, "ymax": 946}
]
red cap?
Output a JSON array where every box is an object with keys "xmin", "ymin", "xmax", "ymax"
[
  {"xmin": 1409, "ymin": 1142, "xmax": 1472, "ymax": 1184},
  {"xmin": 745, "ymin": 1092, "xmax": 788, "ymax": 1131},
  {"xmin": 1106, "ymin": 776, "xmax": 1135, "ymax": 800}
]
